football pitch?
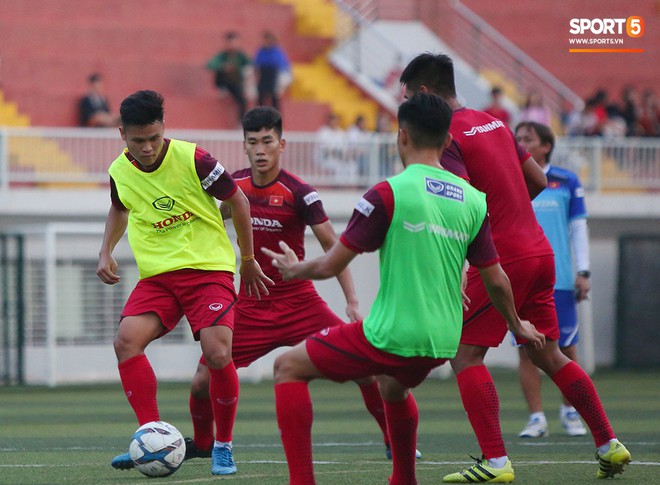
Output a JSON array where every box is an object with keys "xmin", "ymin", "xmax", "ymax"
[{"xmin": 0, "ymin": 369, "xmax": 658, "ymax": 484}]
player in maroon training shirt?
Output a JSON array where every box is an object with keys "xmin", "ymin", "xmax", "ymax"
[
  {"xmin": 183, "ymin": 107, "xmax": 418, "ymax": 472},
  {"xmin": 400, "ymin": 54, "xmax": 630, "ymax": 481}
]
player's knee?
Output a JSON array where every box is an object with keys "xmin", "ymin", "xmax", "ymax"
[
  {"xmin": 113, "ymin": 333, "xmax": 142, "ymax": 362},
  {"xmin": 273, "ymin": 354, "xmax": 299, "ymax": 384},
  {"xmin": 203, "ymin": 347, "xmax": 232, "ymax": 369}
]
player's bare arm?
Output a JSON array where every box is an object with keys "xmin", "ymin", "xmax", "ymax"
[
  {"xmin": 521, "ymin": 156, "xmax": 547, "ymax": 200},
  {"xmin": 223, "ymin": 188, "xmax": 274, "ymax": 298},
  {"xmin": 311, "ymin": 221, "xmax": 362, "ymax": 321},
  {"xmin": 477, "ymin": 263, "xmax": 546, "ymax": 349},
  {"xmin": 96, "ymin": 204, "xmax": 128, "ymax": 285},
  {"xmin": 262, "ymin": 240, "xmax": 357, "ymax": 282}
]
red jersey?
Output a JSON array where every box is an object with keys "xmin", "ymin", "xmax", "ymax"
[
  {"xmin": 442, "ymin": 108, "xmax": 552, "ymax": 263},
  {"xmin": 232, "ymin": 168, "xmax": 328, "ymax": 299}
]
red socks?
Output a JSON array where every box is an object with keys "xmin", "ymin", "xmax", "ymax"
[
  {"xmin": 384, "ymin": 394, "xmax": 419, "ymax": 485},
  {"xmin": 118, "ymin": 354, "xmax": 159, "ymax": 425},
  {"xmin": 456, "ymin": 365, "xmax": 506, "ymax": 459},
  {"xmin": 275, "ymin": 381, "xmax": 315, "ymax": 485},
  {"xmin": 189, "ymin": 393, "xmax": 214, "ymax": 451},
  {"xmin": 551, "ymin": 361, "xmax": 614, "ymax": 447},
  {"xmin": 358, "ymin": 381, "xmax": 390, "ymax": 446},
  {"xmin": 208, "ymin": 361, "xmax": 239, "ymax": 443}
]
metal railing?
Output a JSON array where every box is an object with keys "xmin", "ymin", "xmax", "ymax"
[
  {"xmin": 441, "ymin": 1, "xmax": 584, "ymax": 116},
  {"xmin": 1, "ymin": 127, "xmax": 660, "ymax": 192}
]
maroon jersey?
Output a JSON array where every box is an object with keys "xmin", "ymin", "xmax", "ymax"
[
  {"xmin": 232, "ymin": 168, "xmax": 328, "ymax": 299},
  {"xmin": 442, "ymin": 108, "xmax": 552, "ymax": 264}
]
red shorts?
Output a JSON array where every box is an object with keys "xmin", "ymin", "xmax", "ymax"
[
  {"xmin": 306, "ymin": 321, "xmax": 447, "ymax": 388},
  {"xmin": 122, "ymin": 269, "xmax": 236, "ymax": 340},
  {"xmin": 231, "ymin": 288, "xmax": 346, "ymax": 368},
  {"xmin": 461, "ymin": 255, "xmax": 559, "ymax": 347}
]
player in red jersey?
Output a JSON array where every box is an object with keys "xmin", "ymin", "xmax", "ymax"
[
  {"xmin": 183, "ymin": 106, "xmax": 413, "ymax": 472},
  {"xmin": 400, "ymin": 54, "xmax": 630, "ymax": 482}
]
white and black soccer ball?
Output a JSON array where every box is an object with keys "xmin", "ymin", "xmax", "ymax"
[{"xmin": 128, "ymin": 421, "xmax": 186, "ymax": 477}]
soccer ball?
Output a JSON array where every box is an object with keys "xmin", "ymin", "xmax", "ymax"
[{"xmin": 128, "ymin": 421, "xmax": 186, "ymax": 477}]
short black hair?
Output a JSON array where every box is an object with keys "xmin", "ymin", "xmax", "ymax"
[
  {"xmin": 399, "ymin": 53, "xmax": 457, "ymax": 99},
  {"xmin": 398, "ymin": 92, "xmax": 453, "ymax": 149},
  {"xmin": 515, "ymin": 121, "xmax": 555, "ymax": 162},
  {"xmin": 119, "ymin": 90, "xmax": 164, "ymax": 128},
  {"xmin": 242, "ymin": 106, "xmax": 283, "ymax": 138}
]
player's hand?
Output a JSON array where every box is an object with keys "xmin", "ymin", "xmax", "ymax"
[
  {"xmin": 346, "ymin": 301, "xmax": 362, "ymax": 323},
  {"xmin": 461, "ymin": 289, "xmax": 471, "ymax": 311},
  {"xmin": 461, "ymin": 265, "xmax": 471, "ymax": 310},
  {"xmin": 510, "ymin": 319, "xmax": 545, "ymax": 350},
  {"xmin": 240, "ymin": 258, "xmax": 274, "ymax": 300},
  {"xmin": 574, "ymin": 275, "xmax": 590, "ymax": 302},
  {"xmin": 262, "ymin": 241, "xmax": 299, "ymax": 281},
  {"xmin": 96, "ymin": 253, "xmax": 120, "ymax": 285}
]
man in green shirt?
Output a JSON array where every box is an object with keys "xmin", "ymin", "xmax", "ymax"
[
  {"xmin": 207, "ymin": 31, "xmax": 251, "ymax": 124},
  {"xmin": 262, "ymin": 93, "xmax": 545, "ymax": 485}
]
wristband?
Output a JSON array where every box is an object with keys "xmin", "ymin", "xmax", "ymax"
[
  {"xmin": 577, "ymin": 270, "xmax": 591, "ymax": 278},
  {"xmin": 241, "ymin": 254, "xmax": 255, "ymax": 262}
]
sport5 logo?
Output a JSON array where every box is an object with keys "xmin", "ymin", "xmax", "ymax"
[
  {"xmin": 152, "ymin": 196, "xmax": 176, "ymax": 211},
  {"xmin": 569, "ymin": 17, "xmax": 644, "ymax": 38}
]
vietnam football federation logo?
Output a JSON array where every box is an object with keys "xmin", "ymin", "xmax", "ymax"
[{"xmin": 152, "ymin": 196, "xmax": 176, "ymax": 211}]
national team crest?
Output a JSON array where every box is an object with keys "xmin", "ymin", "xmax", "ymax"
[
  {"xmin": 269, "ymin": 195, "xmax": 284, "ymax": 206},
  {"xmin": 548, "ymin": 181, "xmax": 560, "ymax": 189}
]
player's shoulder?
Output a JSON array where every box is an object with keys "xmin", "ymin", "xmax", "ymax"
[
  {"xmin": 279, "ymin": 169, "xmax": 319, "ymax": 199},
  {"xmin": 548, "ymin": 165, "xmax": 580, "ymax": 184},
  {"xmin": 278, "ymin": 168, "xmax": 310, "ymax": 187},
  {"xmin": 230, "ymin": 167, "xmax": 252, "ymax": 187}
]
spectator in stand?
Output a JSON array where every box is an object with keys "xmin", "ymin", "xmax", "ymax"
[
  {"xmin": 254, "ymin": 31, "xmax": 291, "ymax": 111},
  {"xmin": 316, "ymin": 112, "xmax": 352, "ymax": 181},
  {"xmin": 207, "ymin": 31, "xmax": 252, "ymax": 125},
  {"xmin": 638, "ymin": 88, "xmax": 660, "ymax": 137},
  {"xmin": 519, "ymin": 91, "xmax": 552, "ymax": 126},
  {"xmin": 347, "ymin": 114, "xmax": 371, "ymax": 178},
  {"xmin": 374, "ymin": 110, "xmax": 398, "ymax": 178},
  {"xmin": 79, "ymin": 73, "xmax": 119, "ymax": 127},
  {"xmin": 483, "ymin": 86, "xmax": 511, "ymax": 126},
  {"xmin": 601, "ymin": 105, "xmax": 627, "ymax": 138},
  {"xmin": 619, "ymin": 85, "xmax": 643, "ymax": 136},
  {"xmin": 566, "ymin": 99, "xmax": 600, "ymax": 136}
]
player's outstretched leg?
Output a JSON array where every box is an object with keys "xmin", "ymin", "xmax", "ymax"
[
  {"xmin": 549, "ymin": 361, "xmax": 631, "ymax": 477},
  {"xmin": 112, "ymin": 353, "xmax": 160, "ymax": 470},
  {"xmin": 208, "ymin": 362, "xmax": 239, "ymax": 475},
  {"xmin": 442, "ymin": 365, "xmax": 512, "ymax": 483}
]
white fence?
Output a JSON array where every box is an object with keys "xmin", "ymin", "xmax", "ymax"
[{"xmin": 1, "ymin": 127, "xmax": 660, "ymax": 192}]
